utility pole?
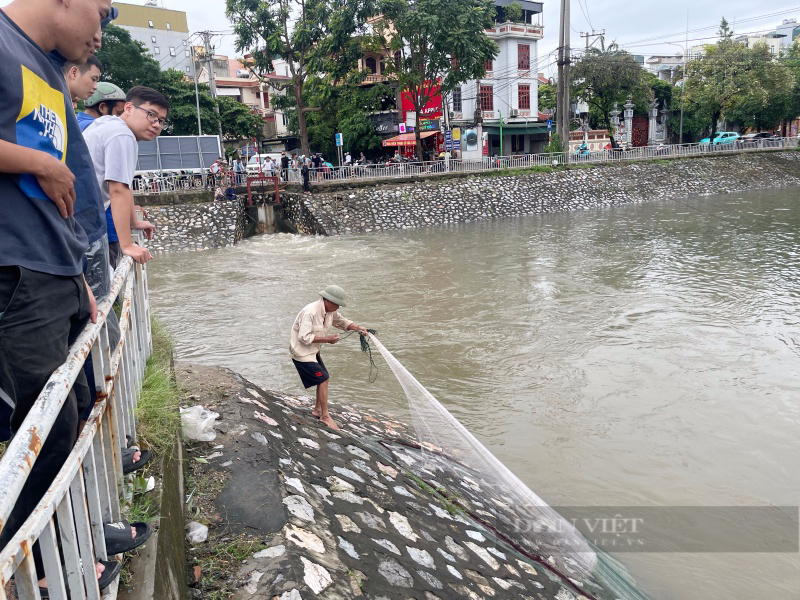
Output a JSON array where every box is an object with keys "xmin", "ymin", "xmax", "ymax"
[
  {"xmin": 580, "ymin": 29, "xmax": 605, "ymax": 51},
  {"xmin": 201, "ymin": 31, "xmax": 224, "ymax": 157},
  {"xmin": 190, "ymin": 44, "xmax": 202, "ymax": 135},
  {"xmin": 556, "ymin": 0, "xmax": 571, "ymax": 158}
]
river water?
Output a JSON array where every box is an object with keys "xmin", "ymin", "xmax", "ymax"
[{"xmin": 149, "ymin": 188, "xmax": 800, "ymax": 599}]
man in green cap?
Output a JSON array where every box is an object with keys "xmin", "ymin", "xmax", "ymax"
[{"xmin": 290, "ymin": 285, "xmax": 368, "ymax": 430}]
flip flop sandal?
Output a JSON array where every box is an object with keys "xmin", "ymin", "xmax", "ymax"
[
  {"xmin": 121, "ymin": 446, "xmax": 153, "ymax": 474},
  {"xmin": 98, "ymin": 559, "xmax": 121, "ymax": 591},
  {"xmin": 104, "ymin": 520, "xmax": 154, "ymax": 554},
  {"xmin": 35, "ymin": 558, "xmax": 120, "ymax": 598}
]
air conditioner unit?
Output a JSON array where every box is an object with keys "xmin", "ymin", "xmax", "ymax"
[{"xmin": 510, "ymin": 109, "xmax": 520, "ymax": 117}]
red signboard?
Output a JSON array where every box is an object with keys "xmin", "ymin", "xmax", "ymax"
[{"xmin": 401, "ymin": 79, "xmax": 442, "ymax": 121}]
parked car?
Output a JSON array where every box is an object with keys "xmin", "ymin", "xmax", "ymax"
[
  {"xmin": 699, "ymin": 131, "xmax": 740, "ymax": 146},
  {"xmin": 246, "ymin": 153, "xmax": 283, "ymax": 175},
  {"xmin": 736, "ymin": 132, "xmax": 782, "ymax": 148}
]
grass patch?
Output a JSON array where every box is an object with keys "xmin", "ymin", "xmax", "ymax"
[{"xmin": 134, "ymin": 318, "xmax": 181, "ymax": 457}]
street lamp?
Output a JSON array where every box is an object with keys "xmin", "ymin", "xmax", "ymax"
[{"xmin": 664, "ymin": 42, "xmax": 686, "ymax": 144}]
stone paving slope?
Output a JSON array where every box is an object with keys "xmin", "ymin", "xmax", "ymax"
[{"xmin": 178, "ymin": 366, "xmax": 644, "ymax": 600}]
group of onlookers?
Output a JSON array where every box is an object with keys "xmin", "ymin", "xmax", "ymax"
[{"xmin": 1, "ymin": 0, "xmax": 167, "ymax": 594}]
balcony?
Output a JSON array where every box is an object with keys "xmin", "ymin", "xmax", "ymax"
[{"xmin": 485, "ymin": 22, "xmax": 543, "ymax": 40}]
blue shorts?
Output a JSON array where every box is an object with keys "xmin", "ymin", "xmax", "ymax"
[{"xmin": 292, "ymin": 354, "xmax": 329, "ymax": 388}]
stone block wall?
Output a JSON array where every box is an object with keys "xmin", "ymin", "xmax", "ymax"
[
  {"xmin": 284, "ymin": 152, "xmax": 800, "ymax": 236},
  {"xmin": 146, "ymin": 198, "xmax": 248, "ymax": 254}
]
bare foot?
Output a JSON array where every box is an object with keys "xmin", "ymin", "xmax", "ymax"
[
  {"xmin": 319, "ymin": 415, "xmax": 340, "ymax": 430},
  {"xmin": 96, "ymin": 562, "xmax": 105, "ymax": 579},
  {"xmin": 311, "ymin": 409, "xmax": 321, "ymax": 418}
]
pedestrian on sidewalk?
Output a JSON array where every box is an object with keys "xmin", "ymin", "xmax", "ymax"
[{"xmin": 290, "ymin": 285, "xmax": 368, "ymax": 430}]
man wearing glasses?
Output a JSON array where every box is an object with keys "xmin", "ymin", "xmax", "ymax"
[{"xmin": 83, "ymin": 86, "xmax": 167, "ymax": 266}]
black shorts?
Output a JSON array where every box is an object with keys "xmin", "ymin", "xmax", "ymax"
[{"xmin": 292, "ymin": 353, "xmax": 329, "ymax": 388}]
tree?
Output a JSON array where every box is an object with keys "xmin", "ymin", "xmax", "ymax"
[
  {"xmin": 570, "ymin": 44, "xmax": 649, "ymax": 130},
  {"xmin": 95, "ymin": 24, "xmax": 161, "ymax": 91},
  {"xmin": 219, "ymin": 96, "xmax": 266, "ymax": 140},
  {"xmin": 504, "ymin": 0, "xmax": 523, "ymax": 23},
  {"xmin": 538, "ymin": 81, "xmax": 556, "ymax": 111},
  {"xmin": 375, "ymin": 0, "xmax": 498, "ymax": 159},
  {"xmin": 157, "ymin": 69, "xmax": 219, "ymax": 136},
  {"xmin": 682, "ymin": 19, "xmax": 790, "ymax": 143},
  {"xmin": 727, "ymin": 43, "xmax": 794, "ymax": 131},
  {"xmin": 226, "ymin": 0, "xmax": 374, "ymax": 156}
]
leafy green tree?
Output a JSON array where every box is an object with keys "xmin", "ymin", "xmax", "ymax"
[
  {"xmin": 374, "ymin": 0, "xmax": 498, "ymax": 159},
  {"xmin": 226, "ymin": 0, "xmax": 374, "ymax": 156},
  {"xmin": 218, "ymin": 96, "xmax": 266, "ymax": 140},
  {"xmin": 95, "ymin": 24, "xmax": 161, "ymax": 91},
  {"xmin": 726, "ymin": 43, "xmax": 794, "ymax": 131},
  {"xmin": 538, "ymin": 81, "xmax": 556, "ymax": 111},
  {"xmin": 157, "ymin": 68, "xmax": 219, "ymax": 136},
  {"xmin": 683, "ymin": 19, "xmax": 794, "ymax": 142},
  {"xmin": 504, "ymin": 0, "xmax": 523, "ymax": 23},
  {"xmin": 570, "ymin": 44, "xmax": 649, "ymax": 130}
]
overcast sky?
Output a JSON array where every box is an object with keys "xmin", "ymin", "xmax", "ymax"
[{"xmin": 3, "ymin": 0, "xmax": 799, "ymax": 75}]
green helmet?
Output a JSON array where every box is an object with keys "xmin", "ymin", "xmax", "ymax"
[{"xmin": 85, "ymin": 82, "xmax": 126, "ymax": 108}]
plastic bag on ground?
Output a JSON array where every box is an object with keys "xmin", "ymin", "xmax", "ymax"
[
  {"xmin": 185, "ymin": 521, "xmax": 208, "ymax": 544},
  {"xmin": 180, "ymin": 405, "xmax": 219, "ymax": 441}
]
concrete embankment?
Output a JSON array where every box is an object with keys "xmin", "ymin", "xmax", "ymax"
[
  {"xmin": 175, "ymin": 364, "xmax": 644, "ymax": 600},
  {"xmin": 281, "ymin": 152, "xmax": 800, "ymax": 235}
]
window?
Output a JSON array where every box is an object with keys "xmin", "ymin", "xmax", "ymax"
[
  {"xmin": 148, "ymin": 20, "xmax": 154, "ymax": 27},
  {"xmin": 185, "ymin": 50, "xmax": 190, "ymax": 58},
  {"xmin": 183, "ymin": 40, "xmax": 188, "ymax": 46},
  {"xmin": 166, "ymin": 22, "xmax": 171, "ymax": 30},
  {"xmin": 153, "ymin": 47, "xmax": 160, "ymax": 55},
  {"xmin": 282, "ymin": 114, "xmax": 287, "ymax": 126},
  {"xmin": 452, "ymin": 86, "xmax": 462, "ymax": 112},
  {"xmin": 512, "ymin": 135, "xmax": 525, "ymax": 152},
  {"xmin": 185, "ymin": 66, "xmax": 191, "ymax": 73},
  {"xmin": 480, "ymin": 85, "xmax": 493, "ymax": 111},
  {"xmin": 518, "ymin": 43, "xmax": 530, "ymax": 70},
  {"xmin": 485, "ymin": 59, "xmax": 493, "ymax": 71},
  {"xmin": 169, "ymin": 47, "xmax": 176, "ymax": 56},
  {"xmin": 151, "ymin": 35, "xmax": 157, "ymax": 43},
  {"xmin": 394, "ymin": 50, "xmax": 401, "ymax": 70},
  {"xmin": 518, "ymin": 84, "xmax": 530, "ymax": 110},
  {"xmin": 365, "ymin": 56, "xmax": 377, "ymax": 74}
]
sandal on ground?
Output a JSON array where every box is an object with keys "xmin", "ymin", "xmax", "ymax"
[
  {"xmin": 121, "ymin": 446, "xmax": 152, "ymax": 474},
  {"xmin": 98, "ymin": 559, "xmax": 121, "ymax": 591},
  {"xmin": 104, "ymin": 520, "xmax": 154, "ymax": 554}
]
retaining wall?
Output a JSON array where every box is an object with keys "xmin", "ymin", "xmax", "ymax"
[
  {"xmin": 281, "ymin": 152, "xmax": 800, "ymax": 235},
  {"xmin": 146, "ymin": 198, "xmax": 248, "ymax": 254}
]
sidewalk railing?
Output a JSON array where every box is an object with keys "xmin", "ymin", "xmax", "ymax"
[
  {"xmin": 0, "ymin": 249, "xmax": 152, "ymax": 599},
  {"xmin": 132, "ymin": 138, "xmax": 800, "ymax": 195}
]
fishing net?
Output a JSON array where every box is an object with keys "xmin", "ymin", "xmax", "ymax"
[{"xmin": 369, "ymin": 334, "xmax": 649, "ymax": 600}]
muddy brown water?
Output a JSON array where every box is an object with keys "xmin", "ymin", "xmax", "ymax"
[{"xmin": 149, "ymin": 188, "xmax": 800, "ymax": 599}]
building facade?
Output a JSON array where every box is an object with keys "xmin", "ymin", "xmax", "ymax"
[
  {"xmin": 113, "ymin": 2, "xmax": 193, "ymax": 75},
  {"xmin": 447, "ymin": 0, "xmax": 549, "ymax": 156},
  {"xmin": 197, "ymin": 58, "xmax": 292, "ymax": 150}
]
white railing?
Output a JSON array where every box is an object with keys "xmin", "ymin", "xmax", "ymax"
[
  {"xmin": 0, "ymin": 248, "xmax": 151, "ymax": 599},
  {"xmin": 132, "ymin": 137, "xmax": 800, "ymax": 194}
]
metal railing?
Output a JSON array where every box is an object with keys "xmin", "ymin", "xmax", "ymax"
[
  {"xmin": 0, "ymin": 248, "xmax": 152, "ymax": 599},
  {"xmin": 131, "ymin": 137, "xmax": 800, "ymax": 194}
]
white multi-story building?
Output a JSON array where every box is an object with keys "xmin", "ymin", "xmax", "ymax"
[
  {"xmin": 734, "ymin": 17, "xmax": 800, "ymax": 56},
  {"xmin": 447, "ymin": 0, "xmax": 548, "ymax": 156},
  {"xmin": 114, "ymin": 2, "xmax": 193, "ymax": 76},
  {"xmin": 644, "ymin": 54, "xmax": 683, "ymax": 82}
]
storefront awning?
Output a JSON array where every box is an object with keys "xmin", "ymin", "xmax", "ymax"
[
  {"xmin": 382, "ymin": 131, "xmax": 438, "ymax": 147},
  {"xmin": 482, "ymin": 122, "xmax": 550, "ymax": 135}
]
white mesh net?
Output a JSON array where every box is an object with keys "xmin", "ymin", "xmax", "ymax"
[{"xmin": 370, "ymin": 334, "xmax": 648, "ymax": 600}]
